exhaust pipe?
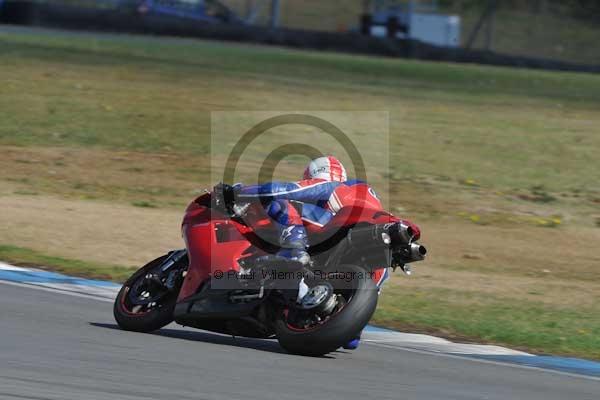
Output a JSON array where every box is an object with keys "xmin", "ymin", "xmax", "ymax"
[
  {"xmin": 398, "ymin": 223, "xmax": 415, "ymax": 242},
  {"xmin": 409, "ymin": 243, "xmax": 427, "ymax": 261},
  {"xmin": 386, "ymin": 222, "xmax": 414, "ymax": 244}
]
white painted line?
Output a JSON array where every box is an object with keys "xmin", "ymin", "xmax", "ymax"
[
  {"xmin": 0, "ymin": 261, "xmax": 30, "ymax": 271},
  {"xmin": 364, "ymin": 339, "xmax": 531, "ymax": 356},
  {"xmin": 365, "ymin": 341, "xmax": 600, "ymax": 382},
  {"xmin": 0, "ymin": 279, "xmax": 115, "ymax": 303},
  {"xmin": 362, "ymin": 331, "xmax": 530, "ymax": 356},
  {"xmin": 363, "ymin": 331, "xmax": 451, "ymax": 344},
  {"xmin": 27, "ymin": 282, "xmax": 120, "ymax": 300}
]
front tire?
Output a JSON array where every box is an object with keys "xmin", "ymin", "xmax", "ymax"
[
  {"xmin": 275, "ymin": 264, "xmax": 378, "ymax": 356},
  {"xmin": 113, "ymin": 254, "xmax": 181, "ymax": 333}
]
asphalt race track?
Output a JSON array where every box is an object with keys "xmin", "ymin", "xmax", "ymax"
[{"xmin": 1, "ymin": 282, "xmax": 599, "ymax": 400}]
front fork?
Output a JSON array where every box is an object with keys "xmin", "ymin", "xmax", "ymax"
[{"xmin": 145, "ymin": 249, "xmax": 188, "ymax": 292}]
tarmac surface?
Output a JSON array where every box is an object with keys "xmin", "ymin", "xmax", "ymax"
[{"xmin": 1, "ymin": 281, "xmax": 598, "ymax": 400}]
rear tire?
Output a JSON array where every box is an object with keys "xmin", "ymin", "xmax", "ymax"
[
  {"xmin": 113, "ymin": 254, "xmax": 179, "ymax": 333},
  {"xmin": 275, "ymin": 264, "xmax": 378, "ymax": 356}
]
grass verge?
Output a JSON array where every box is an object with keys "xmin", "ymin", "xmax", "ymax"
[
  {"xmin": 0, "ymin": 244, "xmax": 135, "ymax": 282},
  {"xmin": 374, "ymin": 285, "xmax": 600, "ymax": 359}
]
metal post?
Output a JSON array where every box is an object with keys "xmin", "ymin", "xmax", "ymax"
[
  {"xmin": 466, "ymin": 0, "xmax": 495, "ymax": 49},
  {"xmin": 485, "ymin": 0, "xmax": 496, "ymax": 50},
  {"xmin": 405, "ymin": 0, "xmax": 415, "ymax": 38},
  {"xmin": 362, "ymin": 0, "xmax": 371, "ymax": 15},
  {"xmin": 245, "ymin": 0, "xmax": 252, "ymax": 19},
  {"xmin": 269, "ymin": 0, "xmax": 280, "ymax": 29}
]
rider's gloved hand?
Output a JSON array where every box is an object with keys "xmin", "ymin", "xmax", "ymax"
[
  {"xmin": 213, "ymin": 183, "xmax": 248, "ymax": 218},
  {"xmin": 213, "ymin": 183, "xmax": 237, "ymax": 216}
]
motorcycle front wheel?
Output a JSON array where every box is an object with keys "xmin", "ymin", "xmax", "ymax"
[
  {"xmin": 275, "ymin": 264, "xmax": 378, "ymax": 357},
  {"xmin": 113, "ymin": 253, "xmax": 185, "ymax": 333}
]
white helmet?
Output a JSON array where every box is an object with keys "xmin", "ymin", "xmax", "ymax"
[{"xmin": 303, "ymin": 156, "xmax": 347, "ymax": 182}]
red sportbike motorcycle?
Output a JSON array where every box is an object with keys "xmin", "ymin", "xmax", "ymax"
[{"xmin": 114, "ymin": 185, "xmax": 427, "ymax": 356}]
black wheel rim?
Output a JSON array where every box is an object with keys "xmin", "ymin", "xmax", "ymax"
[{"xmin": 121, "ymin": 266, "xmax": 172, "ymax": 315}]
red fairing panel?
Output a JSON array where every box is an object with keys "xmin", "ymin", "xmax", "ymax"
[
  {"xmin": 177, "ymin": 197, "xmax": 252, "ymax": 302},
  {"xmin": 328, "ymin": 182, "xmax": 382, "ymax": 212},
  {"xmin": 311, "ymin": 206, "xmax": 398, "ymax": 233},
  {"xmin": 326, "ymin": 183, "xmax": 420, "ymax": 239}
]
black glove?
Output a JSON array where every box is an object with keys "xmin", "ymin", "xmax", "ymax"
[{"xmin": 213, "ymin": 183, "xmax": 237, "ymax": 216}]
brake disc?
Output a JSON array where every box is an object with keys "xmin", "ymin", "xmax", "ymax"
[{"xmin": 298, "ymin": 282, "xmax": 337, "ymax": 316}]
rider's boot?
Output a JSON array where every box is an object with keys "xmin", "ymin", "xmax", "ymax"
[
  {"xmin": 343, "ymin": 333, "xmax": 362, "ymax": 350},
  {"xmin": 265, "ymin": 200, "xmax": 311, "ymax": 265},
  {"xmin": 277, "ymin": 225, "xmax": 311, "ymax": 265}
]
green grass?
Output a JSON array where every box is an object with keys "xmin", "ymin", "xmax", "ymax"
[
  {"xmin": 3, "ymin": 28, "xmax": 600, "ymax": 102},
  {"xmin": 374, "ymin": 286, "xmax": 600, "ymax": 359},
  {"xmin": 1, "ymin": 28, "xmax": 599, "ymax": 195},
  {"xmin": 131, "ymin": 200, "xmax": 158, "ymax": 208},
  {"xmin": 0, "ymin": 244, "xmax": 135, "ymax": 282}
]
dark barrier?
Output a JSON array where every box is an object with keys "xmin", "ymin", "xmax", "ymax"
[
  {"xmin": 1, "ymin": 1, "xmax": 599, "ymax": 74},
  {"xmin": 0, "ymin": 0, "xmax": 39, "ymax": 24}
]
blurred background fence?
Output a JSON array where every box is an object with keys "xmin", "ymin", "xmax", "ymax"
[
  {"xmin": 219, "ymin": 0, "xmax": 600, "ymax": 65},
  {"xmin": 1, "ymin": 0, "xmax": 599, "ymax": 66}
]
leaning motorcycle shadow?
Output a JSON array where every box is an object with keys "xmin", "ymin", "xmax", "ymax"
[{"xmin": 90, "ymin": 322, "xmax": 343, "ymax": 358}]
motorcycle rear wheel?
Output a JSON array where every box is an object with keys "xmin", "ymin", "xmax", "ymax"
[{"xmin": 275, "ymin": 264, "xmax": 378, "ymax": 356}]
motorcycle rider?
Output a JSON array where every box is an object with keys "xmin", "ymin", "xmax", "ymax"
[{"xmin": 234, "ymin": 157, "xmax": 374, "ymax": 260}]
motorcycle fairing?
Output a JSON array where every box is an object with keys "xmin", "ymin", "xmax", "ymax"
[{"xmin": 178, "ymin": 193, "xmax": 402, "ymax": 303}]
